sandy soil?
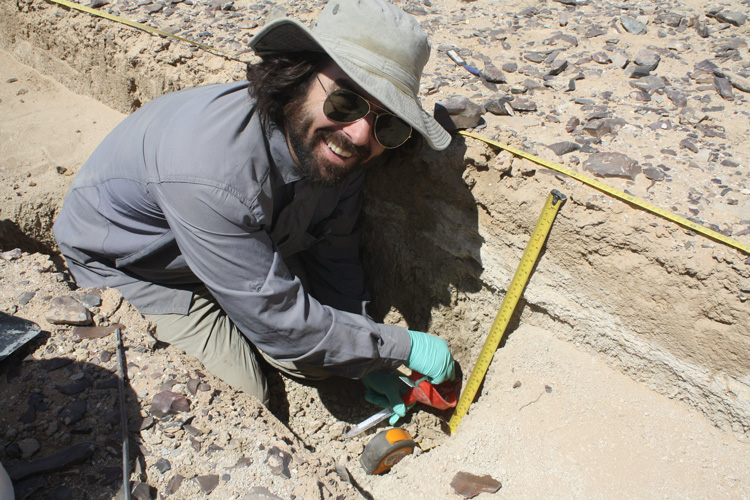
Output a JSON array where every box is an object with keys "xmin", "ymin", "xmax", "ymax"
[{"xmin": 1, "ymin": 0, "xmax": 750, "ymax": 498}]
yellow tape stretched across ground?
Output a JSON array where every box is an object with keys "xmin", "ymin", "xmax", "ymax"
[
  {"xmin": 459, "ymin": 130, "xmax": 750, "ymax": 255},
  {"xmin": 46, "ymin": 0, "xmax": 244, "ymax": 61},
  {"xmin": 45, "ymin": 0, "xmax": 750, "ymax": 256}
]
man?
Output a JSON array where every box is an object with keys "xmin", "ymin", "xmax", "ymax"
[{"xmin": 54, "ymin": 0, "xmax": 454, "ymax": 424}]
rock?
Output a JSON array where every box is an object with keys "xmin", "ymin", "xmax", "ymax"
[
  {"xmin": 195, "ymin": 475, "xmax": 220, "ymax": 494},
  {"xmin": 484, "ymin": 97, "xmax": 514, "ymax": 116},
  {"xmin": 165, "ymin": 474, "xmax": 184, "ymax": 496},
  {"xmin": 17, "ymin": 291, "xmax": 35, "ymax": 305},
  {"xmin": 29, "ymin": 393, "xmax": 46, "ymax": 412},
  {"xmin": 76, "ymin": 293, "xmax": 102, "ymax": 309},
  {"xmin": 523, "ymin": 50, "xmax": 553, "ymax": 63},
  {"xmin": 710, "ymin": 10, "xmax": 747, "ymax": 26},
  {"xmin": 154, "ymin": 458, "xmax": 171, "ymax": 474},
  {"xmin": 624, "ymin": 63, "xmax": 652, "ymax": 78},
  {"xmin": 694, "ymin": 59, "xmax": 719, "ymax": 74},
  {"xmin": 159, "ymin": 379, "xmax": 178, "ymax": 393},
  {"xmin": 643, "ymin": 167, "xmax": 667, "ymax": 181},
  {"xmin": 713, "ymin": 77, "xmax": 735, "ymax": 100},
  {"xmin": 434, "ymin": 96, "xmax": 484, "ymax": 130},
  {"xmin": 5, "ymin": 441, "xmax": 94, "ymax": 481},
  {"xmin": 12, "ymin": 477, "xmax": 46, "ymax": 500},
  {"xmin": 649, "ymin": 120, "xmax": 672, "ymax": 131},
  {"xmin": 150, "ymin": 391, "xmax": 190, "ymax": 418},
  {"xmin": 546, "ymin": 33, "xmax": 578, "ymax": 47},
  {"xmin": 450, "ymin": 471, "xmax": 502, "ymax": 498},
  {"xmin": 140, "ymin": 416, "xmax": 155, "ymax": 431},
  {"xmin": 5, "ymin": 442, "xmax": 21, "ymax": 459},
  {"xmin": 71, "ymin": 324, "xmax": 123, "ymax": 342},
  {"xmin": 233, "ymin": 456, "xmax": 253, "ymax": 468},
  {"xmin": 583, "ymin": 152, "xmax": 641, "ymax": 180},
  {"xmin": 585, "ymin": 26, "xmax": 607, "ymax": 38},
  {"xmin": 186, "ymin": 437, "xmax": 199, "ymax": 452},
  {"xmin": 547, "ymin": 141, "xmax": 580, "ymax": 156},
  {"xmin": 186, "ymin": 378, "xmax": 200, "ymax": 396},
  {"xmin": 45, "ymin": 296, "xmax": 93, "ymax": 326},
  {"xmin": 695, "ymin": 19, "xmax": 709, "ymax": 37},
  {"xmin": 656, "ymin": 11, "xmax": 683, "ymax": 27},
  {"xmin": 611, "ymin": 52, "xmax": 629, "ymax": 68},
  {"xmin": 583, "ymin": 118, "xmax": 627, "ymax": 138},
  {"xmin": 266, "ymin": 446, "xmax": 292, "ymax": 478},
  {"xmin": 629, "ymin": 75, "xmax": 665, "ymax": 94},
  {"xmin": 634, "ymin": 49, "xmax": 660, "ymax": 72},
  {"xmin": 565, "ymin": 117, "xmax": 579, "ymax": 132},
  {"xmin": 666, "ymin": 89, "xmax": 688, "ymax": 107},
  {"xmin": 18, "ymin": 438, "xmax": 40, "ymax": 459},
  {"xmin": 43, "ymin": 358, "xmax": 72, "ymax": 372},
  {"xmin": 55, "ymin": 378, "xmax": 92, "ymax": 395},
  {"xmin": 592, "ymin": 52, "xmax": 611, "ymax": 64},
  {"xmin": 725, "ymin": 73, "xmax": 750, "ymax": 93},
  {"xmin": 680, "ymin": 138, "xmax": 699, "ymax": 153},
  {"xmin": 621, "ymin": 15, "xmax": 647, "ymax": 34},
  {"xmin": 509, "ymin": 98, "xmax": 537, "ymax": 112},
  {"xmin": 58, "ymin": 399, "xmax": 87, "ymax": 425},
  {"xmin": 696, "ymin": 124, "xmax": 726, "ymax": 139},
  {"xmin": 183, "ymin": 423, "xmax": 203, "ymax": 437},
  {"xmin": 20, "ymin": 405, "xmax": 37, "ymax": 424},
  {"xmin": 521, "ymin": 78, "xmax": 544, "ymax": 91},
  {"xmin": 481, "ymin": 62, "xmax": 506, "ymax": 83},
  {"xmin": 131, "ymin": 482, "xmax": 155, "ymax": 500},
  {"xmin": 547, "ymin": 59, "xmax": 568, "ymax": 76},
  {"xmin": 502, "ymin": 62, "xmax": 517, "ymax": 73},
  {"xmin": 0, "ymin": 249, "xmax": 22, "ymax": 261}
]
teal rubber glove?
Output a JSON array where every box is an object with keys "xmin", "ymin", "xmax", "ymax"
[
  {"xmin": 361, "ymin": 371, "xmax": 414, "ymax": 425},
  {"xmin": 406, "ymin": 330, "xmax": 456, "ymax": 385}
]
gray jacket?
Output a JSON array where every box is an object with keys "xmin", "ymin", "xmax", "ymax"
[{"xmin": 53, "ymin": 81, "xmax": 410, "ymax": 378}]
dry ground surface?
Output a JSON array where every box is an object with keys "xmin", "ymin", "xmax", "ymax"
[{"xmin": 1, "ymin": 0, "xmax": 750, "ymax": 498}]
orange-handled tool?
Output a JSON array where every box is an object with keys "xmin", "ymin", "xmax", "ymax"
[{"xmin": 345, "ymin": 371, "xmax": 457, "ymax": 438}]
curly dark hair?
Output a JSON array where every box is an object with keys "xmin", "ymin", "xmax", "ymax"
[{"xmin": 245, "ymin": 52, "xmax": 424, "ymax": 162}]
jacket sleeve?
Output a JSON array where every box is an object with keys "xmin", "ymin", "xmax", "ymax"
[
  {"xmin": 296, "ymin": 170, "xmax": 371, "ymax": 316},
  {"xmin": 150, "ymin": 180, "xmax": 410, "ymax": 379}
]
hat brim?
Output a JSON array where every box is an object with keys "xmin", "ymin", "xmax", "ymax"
[{"xmin": 250, "ymin": 19, "xmax": 452, "ymax": 151}]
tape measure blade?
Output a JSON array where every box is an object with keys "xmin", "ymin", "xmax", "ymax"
[{"xmin": 448, "ymin": 191, "xmax": 565, "ymax": 434}]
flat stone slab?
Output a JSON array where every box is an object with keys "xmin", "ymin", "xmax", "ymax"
[
  {"xmin": 583, "ymin": 152, "xmax": 641, "ymax": 180},
  {"xmin": 0, "ymin": 312, "xmax": 41, "ymax": 361}
]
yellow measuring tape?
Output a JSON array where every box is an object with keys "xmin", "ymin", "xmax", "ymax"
[
  {"xmin": 459, "ymin": 130, "xmax": 750, "ymax": 255},
  {"xmin": 46, "ymin": 0, "xmax": 244, "ymax": 61},
  {"xmin": 448, "ymin": 189, "xmax": 566, "ymax": 435}
]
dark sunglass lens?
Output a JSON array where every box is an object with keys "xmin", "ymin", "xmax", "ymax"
[
  {"xmin": 374, "ymin": 114, "xmax": 412, "ymax": 148},
  {"xmin": 324, "ymin": 90, "xmax": 369, "ymax": 122}
]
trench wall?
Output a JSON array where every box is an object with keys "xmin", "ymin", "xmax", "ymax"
[{"xmin": 2, "ymin": 0, "xmax": 748, "ymax": 436}]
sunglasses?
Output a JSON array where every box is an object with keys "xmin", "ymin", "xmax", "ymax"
[{"xmin": 318, "ymin": 77, "xmax": 413, "ymax": 149}]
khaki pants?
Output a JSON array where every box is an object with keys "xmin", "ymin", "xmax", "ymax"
[{"xmin": 145, "ymin": 286, "xmax": 330, "ymax": 405}]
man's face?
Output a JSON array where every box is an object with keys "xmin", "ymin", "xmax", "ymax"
[{"xmin": 285, "ymin": 62, "xmax": 388, "ymax": 187}]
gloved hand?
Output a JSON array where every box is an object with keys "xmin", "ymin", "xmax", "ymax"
[
  {"xmin": 406, "ymin": 330, "xmax": 456, "ymax": 385},
  {"xmin": 361, "ymin": 371, "xmax": 414, "ymax": 425}
]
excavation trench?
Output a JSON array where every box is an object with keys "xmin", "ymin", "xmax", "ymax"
[{"xmin": 2, "ymin": 0, "xmax": 749, "ymax": 435}]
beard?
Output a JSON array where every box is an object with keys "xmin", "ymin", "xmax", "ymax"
[{"xmin": 285, "ymin": 104, "xmax": 371, "ymax": 187}]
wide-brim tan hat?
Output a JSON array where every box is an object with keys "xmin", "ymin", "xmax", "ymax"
[{"xmin": 249, "ymin": 0, "xmax": 452, "ymax": 151}]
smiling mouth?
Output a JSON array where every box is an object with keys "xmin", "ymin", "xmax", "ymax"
[{"xmin": 326, "ymin": 139, "xmax": 353, "ymax": 158}]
